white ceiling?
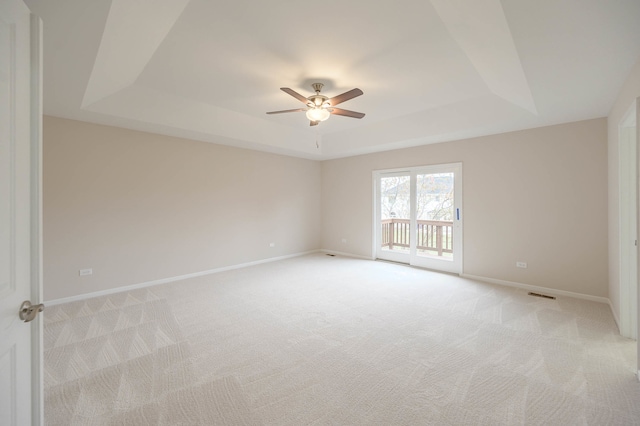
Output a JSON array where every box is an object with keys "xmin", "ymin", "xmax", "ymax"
[{"xmin": 25, "ymin": 0, "xmax": 640, "ymax": 159}]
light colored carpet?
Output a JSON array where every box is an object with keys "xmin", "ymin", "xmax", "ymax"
[{"xmin": 44, "ymin": 253, "xmax": 640, "ymax": 425}]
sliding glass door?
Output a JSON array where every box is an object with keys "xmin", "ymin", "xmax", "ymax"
[{"xmin": 375, "ymin": 163, "xmax": 462, "ymax": 274}]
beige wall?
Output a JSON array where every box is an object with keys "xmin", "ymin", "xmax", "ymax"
[
  {"xmin": 45, "ymin": 115, "xmax": 609, "ymax": 301},
  {"xmin": 322, "ymin": 119, "xmax": 608, "ymax": 297},
  {"xmin": 607, "ymin": 58, "xmax": 640, "ymax": 321},
  {"xmin": 44, "ymin": 116, "xmax": 322, "ymax": 301}
]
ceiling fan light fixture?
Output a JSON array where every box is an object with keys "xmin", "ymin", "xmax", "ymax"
[
  {"xmin": 306, "ymin": 107, "xmax": 330, "ymax": 122},
  {"xmin": 267, "ymin": 84, "xmax": 364, "ymax": 124}
]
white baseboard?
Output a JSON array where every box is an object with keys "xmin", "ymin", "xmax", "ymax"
[
  {"xmin": 608, "ymin": 299, "xmax": 621, "ymax": 332},
  {"xmin": 47, "ymin": 252, "xmax": 612, "ymax": 310},
  {"xmin": 460, "ymin": 273, "xmax": 610, "ymax": 304},
  {"xmin": 45, "ymin": 250, "xmax": 320, "ymax": 306},
  {"xmin": 320, "ymin": 249, "xmax": 374, "ymax": 261}
]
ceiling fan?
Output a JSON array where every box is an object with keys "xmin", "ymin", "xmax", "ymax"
[{"xmin": 266, "ymin": 83, "xmax": 365, "ymax": 126}]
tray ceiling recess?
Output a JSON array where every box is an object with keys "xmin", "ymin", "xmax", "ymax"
[{"xmin": 24, "ymin": 0, "xmax": 640, "ymax": 159}]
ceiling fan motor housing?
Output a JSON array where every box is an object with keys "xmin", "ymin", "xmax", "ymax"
[{"xmin": 308, "ymin": 94, "xmax": 329, "ymax": 108}]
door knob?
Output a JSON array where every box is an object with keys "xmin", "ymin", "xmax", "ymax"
[{"xmin": 19, "ymin": 300, "xmax": 45, "ymax": 323}]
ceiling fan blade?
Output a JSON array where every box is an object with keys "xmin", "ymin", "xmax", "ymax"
[
  {"xmin": 310, "ymin": 121, "xmax": 319, "ymax": 126},
  {"xmin": 281, "ymin": 88, "xmax": 310, "ymax": 105},
  {"xmin": 266, "ymin": 108, "xmax": 307, "ymax": 115},
  {"xmin": 329, "ymin": 108, "xmax": 365, "ymax": 119},
  {"xmin": 328, "ymin": 88, "xmax": 363, "ymax": 106}
]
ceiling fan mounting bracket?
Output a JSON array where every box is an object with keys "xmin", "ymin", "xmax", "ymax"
[{"xmin": 308, "ymin": 83, "xmax": 329, "ymax": 107}]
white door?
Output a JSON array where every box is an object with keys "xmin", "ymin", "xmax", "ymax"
[
  {"xmin": 0, "ymin": 0, "xmax": 43, "ymax": 425},
  {"xmin": 375, "ymin": 163, "xmax": 462, "ymax": 274}
]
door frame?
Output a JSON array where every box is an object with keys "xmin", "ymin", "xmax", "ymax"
[
  {"xmin": 619, "ymin": 100, "xmax": 638, "ymax": 341},
  {"xmin": 30, "ymin": 13, "xmax": 44, "ymax": 425},
  {"xmin": 637, "ymin": 97, "xmax": 640, "ymax": 382},
  {"xmin": 372, "ymin": 162, "xmax": 463, "ymax": 274}
]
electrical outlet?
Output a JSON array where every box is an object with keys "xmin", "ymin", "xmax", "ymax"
[
  {"xmin": 516, "ymin": 262, "xmax": 527, "ymax": 269},
  {"xmin": 79, "ymin": 268, "xmax": 93, "ymax": 276},
  {"xmin": 269, "ymin": 242, "xmax": 275, "ymax": 247}
]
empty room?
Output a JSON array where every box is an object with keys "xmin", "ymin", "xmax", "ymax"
[{"xmin": 3, "ymin": 0, "xmax": 640, "ymax": 424}]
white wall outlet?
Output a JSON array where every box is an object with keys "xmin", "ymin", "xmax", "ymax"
[
  {"xmin": 341, "ymin": 238, "xmax": 347, "ymax": 244},
  {"xmin": 269, "ymin": 242, "xmax": 275, "ymax": 247},
  {"xmin": 516, "ymin": 262, "xmax": 527, "ymax": 269},
  {"xmin": 79, "ymin": 268, "xmax": 93, "ymax": 276}
]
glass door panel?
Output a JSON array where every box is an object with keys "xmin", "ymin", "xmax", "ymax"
[
  {"xmin": 416, "ymin": 173, "xmax": 454, "ymax": 260},
  {"xmin": 378, "ymin": 174, "xmax": 411, "ymax": 263},
  {"xmin": 411, "ymin": 164, "xmax": 461, "ymax": 273}
]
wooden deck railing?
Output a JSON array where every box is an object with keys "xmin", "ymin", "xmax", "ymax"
[{"xmin": 381, "ymin": 218, "xmax": 453, "ymax": 256}]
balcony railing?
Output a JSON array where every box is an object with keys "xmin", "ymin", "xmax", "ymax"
[{"xmin": 381, "ymin": 218, "xmax": 453, "ymax": 256}]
